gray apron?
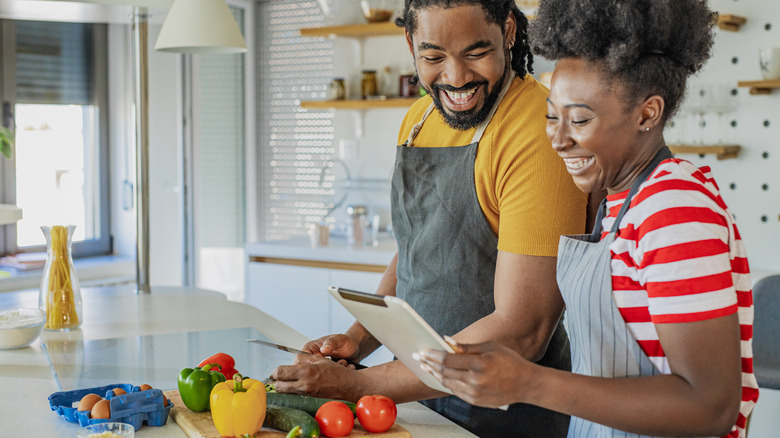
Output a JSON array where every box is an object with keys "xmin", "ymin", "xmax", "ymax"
[
  {"xmin": 557, "ymin": 147, "xmax": 714, "ymax": 438},
  {"xmin": 391, "ymin": 72, "xmax": 571, "ymax": 437}
]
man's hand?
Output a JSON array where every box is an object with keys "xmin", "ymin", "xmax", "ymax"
[
  {"xmin": 272, "ymin": 354, "xmax": 362, "ymax": 401},
  {"xmin": 302, "ymin": 334, "xmax": 361, "ymax": 362}
]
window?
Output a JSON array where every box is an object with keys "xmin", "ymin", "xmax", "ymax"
[{"xmin": 0, "ymin": 19, "xmax": 110, "ymax": 258}]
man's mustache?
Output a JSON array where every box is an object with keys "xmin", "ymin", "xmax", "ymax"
[{"xmin": 431, "ymin": 81, "xmax": 488, "ymax": 93}]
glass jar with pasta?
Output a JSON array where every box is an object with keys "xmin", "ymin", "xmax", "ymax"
[{"xmin": 38, "ymin": 225, "xmax": 82, "ymax": 331}]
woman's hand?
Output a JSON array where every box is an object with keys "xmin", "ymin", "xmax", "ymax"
[
  {"xmin": 302, "ymin": 334, "xmax": 360, "ymax": 363},
  {"xmin": 416, "ymin": 337, "xmax": 532, "ymax": 408}
]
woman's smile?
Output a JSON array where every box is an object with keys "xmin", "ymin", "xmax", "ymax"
[{"xmin": 562, "ymin": 155, "xmax": 595, "ymax": 172}]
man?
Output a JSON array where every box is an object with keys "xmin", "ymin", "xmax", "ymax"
[{"xmin": 271, "ymin": 1, "xmax": 587, "ymax": 435}]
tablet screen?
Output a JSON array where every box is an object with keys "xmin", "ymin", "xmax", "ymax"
[{"xmin": 328, "ymin": 287, "xmax": 454, "ymax": 394}]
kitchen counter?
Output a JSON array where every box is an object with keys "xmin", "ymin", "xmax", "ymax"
[
  {"xmin": 247, "ymin": 235, "xmax": 397, "ymax": 267},
  {"xmin": 0, "ymin": 286, "xmax": 475, "ymax": 437}
]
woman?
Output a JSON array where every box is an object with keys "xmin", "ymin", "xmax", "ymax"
[{"xmin": 416, "ymin": 0, "xmax": 758, "ymax": 437}]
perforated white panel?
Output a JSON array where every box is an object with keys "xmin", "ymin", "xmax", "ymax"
[
  {"xmin": 255, "ymin": 0, "xmax": 337, "ymax": 240},
  {"xmin": 673, "ymin": 0, "xmax": 780, "ymax": 274}
]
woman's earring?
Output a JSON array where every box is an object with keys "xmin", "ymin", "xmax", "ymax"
[{"xmin": 645, "ymin": 127, "xmax": 650, "ymax": 132}]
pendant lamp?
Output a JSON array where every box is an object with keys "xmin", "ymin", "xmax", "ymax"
[{"xmin": 154, "ymin": 0, "xmax": 247, "ymax": 54}]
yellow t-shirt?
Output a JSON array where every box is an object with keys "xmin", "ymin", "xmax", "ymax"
[{"xmin": 397, "ymin": 75, "xmax": 586, "ymax": 256}]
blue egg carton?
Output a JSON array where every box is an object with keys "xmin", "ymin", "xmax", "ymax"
[{"xmin": 48, "ymin": 383, "xmax": 172, "ymax": 430}]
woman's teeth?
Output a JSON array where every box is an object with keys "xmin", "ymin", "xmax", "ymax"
[
  {"xmin": 445, "ymin": 88, "xmax": 476, "ymax": 104},
  {"xmin": 564, "ymin": 157, "xmax": 593, "ymax": 170}
]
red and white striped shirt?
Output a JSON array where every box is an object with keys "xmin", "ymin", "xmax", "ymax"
[{"xmin": 601, "ymin": 158, "xmax": 758, "ymax": 438}]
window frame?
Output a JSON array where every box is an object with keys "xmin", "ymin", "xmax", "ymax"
[{"xmin": 0, "ymin": 19, "xmax": 112, "ymax": 258}]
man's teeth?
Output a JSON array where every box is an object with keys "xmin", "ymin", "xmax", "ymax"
[
  {"xmin": 445, "ymin": 88, "xmax": 476, "ymax": 103},
  {"xmin": 564, "ymin": 157, "xmax": 593, "ymax": 169}
]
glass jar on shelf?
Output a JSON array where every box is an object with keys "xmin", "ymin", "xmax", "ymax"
[
  {"xmin": 361, "ymin": 70, "xmax": 378, "ymax": 99},
  {"xmin": 327, "ymin": 78, "xmax": 346, "ymax": 100}
]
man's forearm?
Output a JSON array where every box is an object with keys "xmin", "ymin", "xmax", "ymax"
[
  {"xmin": 352, "ymin": 359, "xmax": 448, "ymax": 403},
  {"xmin": 345, "ymin": 321, "xmax": 381, "ymax": 362}
]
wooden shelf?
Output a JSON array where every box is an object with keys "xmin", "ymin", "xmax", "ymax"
[
  {"xmin": 668, "ymin": 144, "xmax": 741, "ymax": 160},
  {"xmin": 301, "ymin": 97, "xmax": 419, "ymax": 110},
  {"xmin": 0, "ymin": 204, "xmax": 22, "ymax": 225},
  {"xmin": 737, "ymin": 79, "xmax": 780, "ymax": 95},
  {"xmin": 300, "ymin": 21, "xmax": 404, "ymax": 38},
  {"xmin": 717, "ymin": 14, "xmax": 747, "ymax": 32}
]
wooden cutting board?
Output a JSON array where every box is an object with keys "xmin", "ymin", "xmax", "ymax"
[{"xmin": 164, "ymin": 390, "xmax": 411, "ymax": 438}]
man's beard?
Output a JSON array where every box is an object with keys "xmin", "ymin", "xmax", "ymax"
[{"xmin": 424, "ymin": 73, "xmax": 506, "ymax": 131}]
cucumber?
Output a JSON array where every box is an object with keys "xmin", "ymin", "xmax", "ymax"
[
  {"xmin": 266, "ymin": 392, "xmax": 357, "ymax": 416},
  {"xmin": 264, "ymin": 405, "xmax": 321, "ymax": 438}
]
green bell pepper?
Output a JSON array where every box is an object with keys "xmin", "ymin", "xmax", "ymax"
[{"xmin": 177, "ymin": 362, "xmax": 226, "ymax": 412}]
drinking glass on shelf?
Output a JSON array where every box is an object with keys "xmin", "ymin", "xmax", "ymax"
[
  {"xmin": 709, "ymin": 83, "xmax": 738, "ymax": 145},
  {"xmin": 685, "ymin": 83, "xmax": 708, "ymax": 145},
  {"xmin": 666, "ymin": 109, "xmax": 687, "ymax": 145}
]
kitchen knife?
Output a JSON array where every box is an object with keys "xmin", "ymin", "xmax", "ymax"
[
  {"xmin": 246, "ymin": 338, "xmax": 366, "ymax": 369},
  {"xmin": 247, "ymin": 338, "xmax": 308, "ymax": 354}
]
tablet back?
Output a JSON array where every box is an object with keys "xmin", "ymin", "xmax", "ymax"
[{"xmin": 327, "ymin": 286, "xmax": 454, "ymax": 394}]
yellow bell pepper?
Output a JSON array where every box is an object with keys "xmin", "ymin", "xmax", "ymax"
[{"xmin": 210, "ymin": 373, "xmax": 267, "ymax": 438}]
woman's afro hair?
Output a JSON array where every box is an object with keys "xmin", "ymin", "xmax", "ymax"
[{"xmin": 529, "ymin": 0, "xmax": 717, "ymax": 121}]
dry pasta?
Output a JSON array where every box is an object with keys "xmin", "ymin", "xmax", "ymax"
[{"xmin": 44, "ymin": 225, "xmax": 79, "ymax": 329}]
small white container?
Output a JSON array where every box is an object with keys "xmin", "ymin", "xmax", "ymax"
[
  {"xmin": 759, "ymin": 48, "xmax": 780, "ymax": 80},
  {"xmin": 77, "ymin": 422, "xmax": 135, "ymax": 438},
  {"xmin": 0, "ymin": 307, "xmax": 45, "ymax": 349}
]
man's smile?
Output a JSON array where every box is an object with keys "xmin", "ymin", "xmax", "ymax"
[{"xmin": 434, "ymin": 81, "xmax": 487, "ymax": 114}]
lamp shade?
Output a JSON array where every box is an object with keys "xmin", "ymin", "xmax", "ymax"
[{"xmin": 154, "ymin": 0, "xmax": 247, "ymax": 54}]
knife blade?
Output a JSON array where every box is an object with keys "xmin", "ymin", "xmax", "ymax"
[
  {"xmin": 246, "ymin": 338, "xmax": 366, "ymax": 369},
  {"xmin": 246, "ymin": 338, "xmax": 307, "ymax": 354}
]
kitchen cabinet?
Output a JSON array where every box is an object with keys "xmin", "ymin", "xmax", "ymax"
[
  {"xmin": 246, "ymin": 262, "xmax": 394, "ymax": 366},
  {"xmin": 246, "ymin": 238, "xmax": 397, "ymax": 365}
]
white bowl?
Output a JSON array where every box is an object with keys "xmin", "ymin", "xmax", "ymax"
[
  {"xmin": 77, "ymin": 422, "xmax": 135, "ymax": 438},
  {"xmin": 0, "ymin": 307, "xmax": 45, "ymax": 349}
]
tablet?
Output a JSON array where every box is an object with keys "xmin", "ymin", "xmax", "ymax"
[{"xmin": 327, "ymin": 286, "xmax": 455, "ymax": 394}]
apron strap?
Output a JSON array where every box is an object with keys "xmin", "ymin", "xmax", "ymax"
[
  {"xmin": 470, "ymin": 70, "xmax": 515, "ymax": 144},
  {"xmin": 404, "ymin": 70, "xmax": 517, "ymax": 148},
  {"xmin": 404, "ymin": 104, "xmax": 436, "ymax": 147},
  {"xmin": 589, "ymin": 146, "xmax": 673, "ymax": 239}
]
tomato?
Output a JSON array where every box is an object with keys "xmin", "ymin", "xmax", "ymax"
[
  {"xmin": 356, "ymin": 395, "xmax": 397, "ymax": 433},
  {"xmin": 315, "ymin": 400, "xmax": 354, "ymax": 437}
]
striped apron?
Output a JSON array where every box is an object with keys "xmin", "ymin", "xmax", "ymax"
[{"xmin": 557, "ymin": 146, "xmax": 714, "ymax": 437}]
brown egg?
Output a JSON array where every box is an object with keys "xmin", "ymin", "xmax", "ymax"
[
  {"xmin": 112, "ymin": 388, "xmax": 127, "ymax": 396},
  {"xmin": 163, "ymin": 397, "xmax": 169, "ymax": 407},
  {"xmin": 139, "ymin": 384, "xmax": 153, "ymax": 391},
  {"xmin": 91, "ymin": 399, "xmax": 111, "ymax": 419},
  {"xmin": 77, "ymin": 393, "xmax": 102, "ymax": 412}
]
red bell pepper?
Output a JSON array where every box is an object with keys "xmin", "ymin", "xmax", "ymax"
[{"xmin": 197, "ymin": 352, "xmax": 239, "ymax": 380}]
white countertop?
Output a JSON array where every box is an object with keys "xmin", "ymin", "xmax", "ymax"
[
  {"xmin": 0, "ymin": 285, "xmax": 475, "ymax": 437},
  {"xmin": 247, "ymin": 235, "xmax": 397, "ymax": 266}
]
